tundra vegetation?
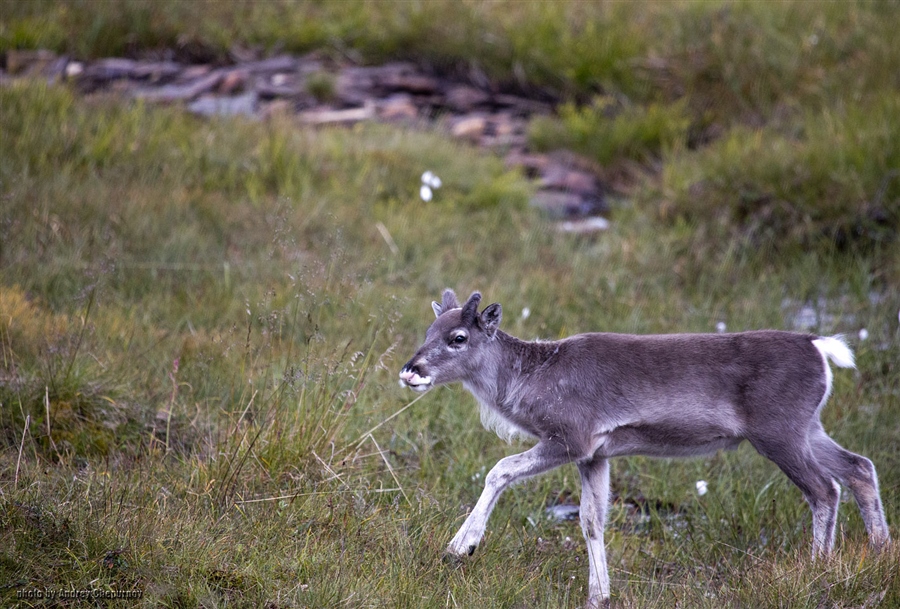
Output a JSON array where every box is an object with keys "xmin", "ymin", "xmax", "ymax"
[{"xmin": 1, "ymin": 1, "xmax": 898, "ymax": 607}]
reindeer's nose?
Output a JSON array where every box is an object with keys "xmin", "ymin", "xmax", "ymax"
[
  {"xmin": 400, "ymin": 360, "xmax": 423, "ymax": 377},
  {"xmin": 399, "ymin": 362, "xmax": 433, "ymax": 390}
]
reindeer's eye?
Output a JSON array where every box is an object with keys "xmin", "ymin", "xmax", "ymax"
[{"xmin": 452, "ymin": 334, "xmax": 467, "ymax": 345}]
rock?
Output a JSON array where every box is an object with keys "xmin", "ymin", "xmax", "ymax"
[
  {"xmin": 493, "ymin": 93, "xmax": 552, "ymax": 115},
  {"xmin": 557, "ymin": 216, "xmax": 610, "ymax": 234},
  {"xmin": 180, "ymin": 64, "xmax": 213, "ymax": 80},
  {"xmin": 65, "ymin": 62, "xmax": 85, "ymax": 78},
  {"xmin": 546, "ymin": 504, "xmax": 580, "ymax": 523},
  {"xmin": 379, "ymin": 94, "xmax": 418, "ymax": 120},
  {"xmin": 82, "ymin": 58, "xmax": 138, "ymax": 81},
  {"xmin": 450, "ymin": 115, "xmax": 487, "ymax": 141},
  {"xmin": 5, "ymin": 49, "xmax": 58, "ymax": 75},
  {"xmin": 239, "ymin": 55, "xmax": 297, "ymax": 74},
  {"xmin": 260, "ymin": 99, "xmax": 294, "ymax": 120},
  {"xmin": 298, "ymin": 102, "xmax": 376, "ymax": 125},
  {"xmin": 131, "ymin": 61, "xmax": 182, "ymax": 83},
  {"xmin": 540, "ymin": 165, "xmax": 598, "ymax": 195},
  {"xmin": 382, "ymin": 72, "xmax": 439, "ymax": 94},
  {"xmin": 254, "ymin": 75, "xmax": 304, "ymax": 99},
  {"xmin": 505, "ymin": 150, "xmax": 552, "ymax": 176},
  {"xmin": 444, "ymin": 85, "xmax": 491, "ymax": 112},
  {"xmin": 218, "ymin": 69, "xmax": 247, "ymax": 94},
  {"xmin": 133, "ymin": 70, "xmax": 224, "ymax": 102},
  {"xmin": 188, "ymin": 91, "xmax": 257, "ymax": 118},
  {"xmin": 531, "ymin": 191, "xmax": 605, "ymax": 218},
  {"xmin": 43, "ymin": 56, "xmax": 70, "ymax": 81}
]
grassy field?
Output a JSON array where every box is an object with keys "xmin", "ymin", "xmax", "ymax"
[{"xmin": 2, "ymin": 1, "xmax": 899, "ymax": 607}]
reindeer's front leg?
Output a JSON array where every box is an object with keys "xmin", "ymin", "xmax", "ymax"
[
  {"xmin": 577, "ymin": 457, "xmax": 611, "ymax": 609},
  {"xmin": 447, "ymin": 441, "xmax": 573, "ymax": 557}
]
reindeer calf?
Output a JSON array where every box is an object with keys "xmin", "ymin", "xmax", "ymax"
[{"xmin": 399, "ymin": 290, "xmax": 890, "ymax": 608}]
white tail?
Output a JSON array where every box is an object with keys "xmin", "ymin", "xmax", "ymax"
[{"xmin": 812, "ymin": 335, "xmax": 856, "ymax": 369}]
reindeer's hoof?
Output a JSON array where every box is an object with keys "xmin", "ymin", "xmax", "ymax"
[
  {"xmin": 585, "ymin": 595, "xmax": 611, "ymax": 609},
  {"xmin": 443, "ymin": 544, "xmax": 477, "ymax": 567}
]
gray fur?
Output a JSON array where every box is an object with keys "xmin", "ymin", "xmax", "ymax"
[{"xmin": 399, "ymin": 289, "xmax": 890, "ymax": 608}]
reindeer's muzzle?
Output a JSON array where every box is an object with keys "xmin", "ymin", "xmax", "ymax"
[{"xmin": 399, "ymin": 362, "xmax": 433, "ymax": 392}]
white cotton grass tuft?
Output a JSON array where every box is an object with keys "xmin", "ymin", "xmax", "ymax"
[
  {"xmin": 858, "ymin": 328, "xmax": 869, "ymax": 341},
  {"xmin": 521, "ymin": 307, "xmax": 531, "ymax": 321},
  {"xmin": 419, "ymin": 170, "xmax": 442, "ymax": 201},
  {"xmin": 421, "ymin": 171, "xmax": 442, "ymax": 189},
  {"xmin": 695, "ymin": 480, "xmax": 708, "ymax": 496},
  {"xmin": 715, "ymin": 321, "xmax": 727, "ymax": 333}
]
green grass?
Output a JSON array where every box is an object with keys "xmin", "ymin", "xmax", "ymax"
[
  {"xmin": 2, "ymin": 1, "xmax": 900, "ymax": 606},
  {"xmin": 4, "ymin": 0, "xmax": 899, "ymax": 252}
]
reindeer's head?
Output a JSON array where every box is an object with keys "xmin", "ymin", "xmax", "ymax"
[{"xmin": 399, "ymin": 289, "xmax": 502, "ymax": 392}]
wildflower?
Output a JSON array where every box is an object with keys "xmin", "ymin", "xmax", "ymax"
[
  {"xmin": 422, "ymin": 170, "xmax": 442, "ymax": 189},
  {"xmin": 420, "ymin": 170, "xmax": 442, "ymax": 201}
]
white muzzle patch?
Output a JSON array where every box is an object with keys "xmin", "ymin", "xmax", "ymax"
[{"xmin": 399, "ymin": 369, "xmax": 433, "ymax": 392}]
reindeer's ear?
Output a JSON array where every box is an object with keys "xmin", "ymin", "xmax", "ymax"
[
  {"xmin": 479, "ymin": 303, "xmax": 502, "ymax": 338},
  {"xmin": 441, "ymin": 289, "xmax": 459, "ymax": 311},
  {"xmin": 431, "ymin": 301, "xmax": 443, "ymax": 318},
  {"xmin": 460, "ymin": 291, "xmax": 482, "ymax": 324}
]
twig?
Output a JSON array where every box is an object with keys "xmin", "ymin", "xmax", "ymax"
[
  {"xmin": 367, "ymin": 433, "xmax": 410, "ymax": 506},
  {"xmin": 15, "ymin": 415, "xmax": 30, "ymax": 489},
  {"xmin": 347, "ymin": 389, "xmax": 431, "ymax": 451},
  {"xmin": 312, "ymin": 450, "xmax": 348, "ymax": 487},
  {"xmin": 44, "ymin": 386, "xmax": 62, "ymax": 461},
  {"xmin": 164, "ymin": 358, "xmax": 180, "ymax": 453},
  {"xmin": 232, "ymin": 488, "xmax": 402, "ymax": 505},
  {"xmin": 375, "ymin": 222, "xmax": 400, "ymax": 255}
]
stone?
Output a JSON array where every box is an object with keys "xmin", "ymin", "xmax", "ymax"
[
  {"xmin": 505, "ymin": 150, "xmax": 552, "ymax": 176},
  {"xmin": 546, "ymin": 504, "xmax": 580, "ymax": 523},
  {"xmin": 260, "ymin": 99, "xmax": 294, "ymax": 120},
  {"xmin": 218, "ymin": 69, "xmax": 248, "ymax": 94},
  {"xmin": 531, "ymin": 191, "xmax": 593, "ymax": 218},
  {"xmin": 382, "ymin": 72, "xmax": 439, "ymax": 94},
  {"xmin": 131, "ymin": 61, "xmax": 182, "ymax": 83},
  {"xmin": 133, "ymin": 70, "xmax": 224, "ymax": 102},
  {"xmin": 5, "ymin": 49, "xmax": 58, "ymax": 75},
  {"xmin": 298, "ymin": 102, "xmax": 376, "ymax": 125},
  {"xmin": 450, "ymin": 115, "xmax": 487, "ymax": 141},
  {"xmin": 444, "ymin": 85, "xmax": 491, "ymax": 112},
  {"xmin": 379, "ymin": 94, "xmax": 418, "ymax": 120},
  {"xmin": 188, "ymin": 91, "xmax": 257, "ymax": 118},
  {"xmin": 557, "ymin": 216, "xmax": 610, "ymax": 234},
  {"xmin": 540, "ymin": 165, "xmax": 598, "ymax": 195}
]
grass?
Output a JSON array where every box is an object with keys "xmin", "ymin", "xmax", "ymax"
[
  {"xmin": 1, "ymin": 1, "xmax": 899, "ymax": 607},
  {"xmin": 4, "ymin": 1, "xmax": 899, "ymax": 251}
]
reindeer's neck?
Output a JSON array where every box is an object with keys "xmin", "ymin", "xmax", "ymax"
[{"xmin": 464, "ymin": 330, "xmax": 560, "ymax": 408}]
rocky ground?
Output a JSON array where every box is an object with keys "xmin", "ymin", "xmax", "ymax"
[{"xmin": 3, "ymin": 48, "xmax": 610, "ymax": 232}]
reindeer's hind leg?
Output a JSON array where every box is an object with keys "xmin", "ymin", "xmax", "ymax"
[
  {"xmin": 808, "ymin": 424, "xmax": 890, "ymax": 547},
  {"xmin": 749, "ymin": 434, "xmax": 841, "ymax": 556},
  {"xmin": 577, "ymin": 457, "xmax": 611, "ymax": 609}
]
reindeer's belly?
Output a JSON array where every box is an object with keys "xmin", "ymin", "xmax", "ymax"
[{"xmin": 598, "ymin": 423, "xmax": 744, "ymax": 458}]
